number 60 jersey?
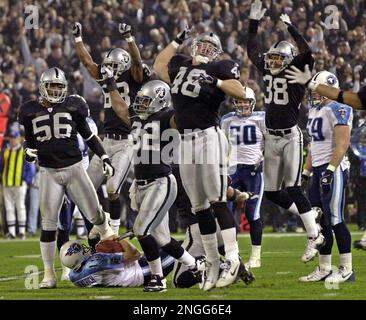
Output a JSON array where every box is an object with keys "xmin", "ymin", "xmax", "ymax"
[
  {"xmin": 18, "ymin": 95, "xmax": 94, "ymax": 168},
  {"xmin": 168, "ymin": 54, "xmax": 240, "ymax": 133}
]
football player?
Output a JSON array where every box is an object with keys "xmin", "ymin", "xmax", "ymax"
[
  {"xmin": 18, "ymin": 67, "xmax": 116, "ymax": 289},
  {"xmin": 221, "ymin": 87, "xmax": 266, "ymax": 268},
  {"xmin": 72, "ymin": 22, "xmax": 150, "ymax": 235},
  {"xmin": 154, "ymin": 27, "xmax": 246, "ymax": 291},
  {"xmin": 60, "ymin": 239, "xmax": 175, "ymax": 288},
  {"xmin": 299, "ymin": 71, "xmax": 355, "ymax": 284},
  {"xmin": 248, "ymin": 0, "xmax": 324, "ymax": 262}
]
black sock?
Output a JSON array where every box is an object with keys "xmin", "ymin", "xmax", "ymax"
[
  {"xmin": 57, "ymin": 228, "xmax": 70, "ymax": 251},
  {"xmin": 40, "ymin": 230, "xmax": 56, "ymax": 242},
  {"xmin": 333, "ymin": 222, "xmax": 351, "ymax": 254},
  {"xmin": 320, "ymin": 224, "xmax": 333, "ymax": 255},
  {"xmin": 139, "ymin": 235, "xmax": 160, "ymax": 262},
  {"xmin": 287, "ymin": 186, "xmax": 312, "ymax": 213},
  {"xmin": 161, "ymin": 237, "xmax": 184, "ymax": 259},
  {"xmin": 265, "ymin": 190, "xmax": 293, "ymax": 210},
  {"xmin": 109, "ymin": 198, "xmax": 121, "ymax": 220},
  {"xmin": 212, "ymin": 202, "xmax": 236, "ymax": 230},
  {"xmin": 196, "ymin": 208, "xmax": 216, "ymax": 235},
  {"xmin": 249, "ymin": 218, "xmax": 263, "ymax": 246}
]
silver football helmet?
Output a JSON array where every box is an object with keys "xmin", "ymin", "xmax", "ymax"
[
  {"xmin": 133, "ymin": 80, "xmax": 171, "ymax": 120},
  {"xmin": 264, "ymin": 41, "xmax": 297, "ymax": 75},
  {"xmin": 234, "ymin": 87, "xmax": 256, "ymax": 117},
  {"xmin": 102, "ymin": 48, "xmax": 131, "ymax": 79},
  {"xmin": 59, "ymin": 240, "xmax": 91, "ymax": 271},
  {"xmin": 191, "ymin": 31, "xmax": 223, "ymax": 62},
  {"xmin": 39, "ymin": 67, "xmax": 68, "ymax": 103},
  {"xmin": 310, "ymin": 70, "xmax": 339, "ymax": 106}
]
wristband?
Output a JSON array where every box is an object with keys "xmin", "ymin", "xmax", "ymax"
[
  {"xmin": 216, "ymin": 79, "xmax": 223, "ymax": 88},
  {"xmin": 171, "ymin": 41, "xmax": 180, "ymax": 49},
  {"xmin": 302, "ymin": 169, "xmax": 311, "ymax": 177},
  {"xmin": 101, "ymin": 154, "xmax": 109, "ymax": 161},
  {"xmin": 125, "ymin": 36, "xmax": 134, "ymax": 43},
  {"xmin": 105, "ymin": 78, "xmax": 117, "ymax": 92},
  {"xmin": 75, "ymin": 36, "xmax": 82, "ymax": 43},
  {"xmin": 326, "ymin": 164, "xmax": 336, "ymax": 172}
]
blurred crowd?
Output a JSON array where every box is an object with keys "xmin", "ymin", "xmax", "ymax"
[{"xmin": 0, "ymin": 0, "xmax": 365, "ymax": 236}]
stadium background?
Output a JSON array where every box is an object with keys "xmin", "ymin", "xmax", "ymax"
[{"xmin": 0, "ymin": 0, "xmax": 366, "ymax": 236}]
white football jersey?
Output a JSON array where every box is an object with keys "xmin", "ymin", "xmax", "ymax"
[
  {"xmin": 307, "ymin": 101, "xmax": 353, "ymax": 169},
  {"xmin": 221, "ymin": 111, "xmax": 266, "ymax": 168}
]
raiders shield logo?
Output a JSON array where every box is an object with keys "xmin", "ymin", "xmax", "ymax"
[
  {"xmin": 47, "ymin": 108, "xmax": 53, "ymax": 113},
  {"xmin": 155, "ymin": 87, "xmax": 166, "ymax": 99}
]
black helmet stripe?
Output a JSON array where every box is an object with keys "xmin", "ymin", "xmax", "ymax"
[{"xmin": 54, "ymin": 67, "xmax": 59, "ymax": 78}]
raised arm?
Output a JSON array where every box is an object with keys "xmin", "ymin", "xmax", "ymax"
[
  {"xmin": 72, "ymin": 22, "xmax": 99, "ymax": 79},
  {"xmin": 153, "ymin": 25, "xmax": 191, "ymax": 84},
  {"xmin": 118, "ymin": 23, "xmax": 143, "ymax": 84},
  {"xmin": 280, "ymin": 14, "xmax": 310, "ymax": 54}
]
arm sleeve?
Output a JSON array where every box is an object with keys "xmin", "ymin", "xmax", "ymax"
[
  {"xmin": 358, "ymin": 85, "xmax": 366, "ymax": 109},
  {"xmin": 287, "ymin": 25, "xmax": 311, "ymax": 54},
  {"xmin": 247, "ymin": 20, "xmax": 265, "ymax": 72},
  {"xmin": 71, "ymin": 95, "xmax": 93, "ymax": 139},
  {"xmin": 215, "ymin": 60, "xmax": 240, "ymax": 80},
  {"xmin": 86, "ymin": 135, "xmax": 107, "ymax": 159},
  {"xmin": 292, "ymin": 51, "xmax": 315, "ymax": 71}
]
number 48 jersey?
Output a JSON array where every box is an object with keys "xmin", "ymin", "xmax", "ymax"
[
  {"xmin": 221, "ymin": 111, "xmax": 266, "ymax": 168},
  {"xmin": 168, "ymin": 54, "xmax": 240, "ymax": 133},
  {"xmin": 307, "ymin": 101, "xmax": 353, "ymax": 168},
  {"xmin": 18, "ymin": 95, "xmax": 94, "ymax": 168}
]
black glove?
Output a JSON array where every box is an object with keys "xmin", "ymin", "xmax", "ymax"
[
  {"xmin": 72, "ymin": 22, "xmax": 82, "ymax": 38},
  {"xmin": 320, "ymin": 169, "xmax": 333, "ymax": 194},
  {"xmin": 102, "ymin": 156, "xmax": 115, "ymax": 178},
  {"xmin": 193, "ymin": 73, "xmax": 218, "ymax": 86},
  {"xmin": 174, "ymin": 25, "xmax": 192, "ymax": 45},
  {"xmin": 25, "ymin": 148, "xmax": 38, "ymax": 163},
  {"xmin": 118, "ymin": 23, "xmax": 132, "ymax": 39}
]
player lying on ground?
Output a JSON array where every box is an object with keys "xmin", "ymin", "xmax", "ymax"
[
  {"xmin": 18, "ymin": 67, "xmax": 116, "ymax": 289},
  {"xmin": 300, "ymin": 71, "xmax": 355, "ymax": 284},
  {"xmin": 247, "ymin": 0, "xmax": 324, "ymax": 263}
]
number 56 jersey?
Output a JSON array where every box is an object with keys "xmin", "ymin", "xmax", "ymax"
[
  {"xmin": 18, "ymin": 95, "xmax": 93, "ymax": 168},
  {"xmin": 307, "ymin": 101, "xmax": 353, "ymax": 168},
  {"xmin": 168, "ymin": 54, "xmax": 240, "ymax": 133}
]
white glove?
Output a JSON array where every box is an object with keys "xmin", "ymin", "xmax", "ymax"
[
  {"xmin": 285, "ymin": 64, "xmax": 319, "ymax": 90},
  {"xmin": 280, "ymin": 13, "xmax": 291, "ymax": 26},
  {"xmin": 25, "ymin": 148, "xmax": 38, "ymax": 163},
  {"xmin": 101, "ymin": 155, "xmax": 115, "ymax": 178},
  {"xmin": 237, "ymin": 191, "xmax": 259, "ymax": 202},
  {"xmin": 100, "ymin": 65, "xmax": 114, "ymax": 80},
  {"xmin": 249, "ymin": 0, "xmax": 267, "ymax": 20}
]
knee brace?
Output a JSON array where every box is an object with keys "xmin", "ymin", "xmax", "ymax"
[{"xmin": 286, "ymin": 186, "xmax": 311, "ymax": 213}]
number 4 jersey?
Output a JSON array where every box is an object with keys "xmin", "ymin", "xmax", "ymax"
[
  {"xmin": 307, "ymin": 101, "xmax": 353, "ymax": 168},
  {"xmin": 168, "ymin": 54, "xmax": 240, "ymax": 133},
  {"xmin": 18, "ymin": 95, "xmax": 94, "ymax": 168}
]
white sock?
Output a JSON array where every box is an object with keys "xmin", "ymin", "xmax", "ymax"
[
  {"xmin": 251, "ymin": 245, "xmax": 261, "ymax": 259},
  {"xmin": 361, "ymin": 231, "xmax": 366, "ymax": 241},
  {"xmin": 319, "ymin": 254, "xmax": 331, "ymax": 272},
  {"xmin": 178, "ymin": 251, "xmax": 196, "ymax": 269},
  {"xmin": 8, "ymin": 225, "xmax": 16, "ymax": 236},
  {"xmin": 110, "ymin": 219, "xmax": 120, "ymax": 234},
  {"xmin": 201, "ymin": 233, "xmax": 220, "ymax": 263},
  {"xmin": 299, "ymin": 210, "xmax": 318, "ymax": 238},
  {"xmin": 221, "ymin": 228, "xmax": 239, "ymax": 261},
  {"xmin": 19, "ymin": 225, "xmax": 26, "ymax": 235},
  {"xmin": 339, "ymin": 253, "xmax": 352, "ymax": 272},
  {"xmin": 40, "ymin": 241, "xmax": 56, "ymax": 278},
  {"xmin": 148, "ymin": 258, "xmax": 163, "ymax": 277},
  {"xmin": 287, "ymin": 203, "xmax": 300, "ymax": 215}
]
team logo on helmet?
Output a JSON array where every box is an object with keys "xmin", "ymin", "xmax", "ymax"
[
  {"xmin": 155, "ymin": 87, "xmax": 166, "ymax": 99},
  {"xmin": 326, "ymin": 75, "xmax": 337, "ymax": 86},
  {"xmin": 66, "ymin": 243, "xmax": 82, "ymax": 256}
]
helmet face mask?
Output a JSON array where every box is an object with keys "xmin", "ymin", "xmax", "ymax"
[
  {"xmin": 39, "ymin": 67, "xmax": 68, "ymax": 104},
  {"xmin": 191, "ymin": 32, "xmax": 222, "ymax": 62},
  {"xmin": 102, "ymin": 48, "xmax": 131, "ymax": 79},
  {"xmin": 234, "ymin": 98, "xmax": 255, "ymax": 117},
  {"xmin": 264, "ymin": 41, "xmax": 296, "ymax": 75},
  {"xmin": 133, "ymin": 80, "xmax": 171, "ymax": 120}
]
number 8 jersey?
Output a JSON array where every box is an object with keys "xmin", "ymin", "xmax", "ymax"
[
  {"xmin": 168, "ymin": 54, "xmax": 240, "ymax": 132},
  {"xmin": 18, "ymin": 95, "xmax": 94, "ymax": 168}
]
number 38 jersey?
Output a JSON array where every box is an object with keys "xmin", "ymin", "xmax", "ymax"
[
  {"xmin": 18, "ymin": 95, "xmax": 93, "ymax": 169},
  {"xmin": 307, "ymin": 101, "xmax": 353, "ymax": 168},
  {"xmin": 97, "ymin": 65, "xmax": 151, "ymax": 136},
  {"xmin": 168, "ymin": 54, "xmax": 240, "ymax": 133},
  {"xmin": 221, "ymin": 111, "xmax": 266, "ymax": 168}
]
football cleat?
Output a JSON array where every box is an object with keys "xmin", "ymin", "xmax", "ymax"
[
  {"xmin": 299, "ymin": 266, "xmax": 331, "ymax": 282},
  {"xmin": 325, "ymin": 266, "xmax": 355, "ymax": 284},
  {"xmin": 39, "ymin": 277, "xmax": 57, "ymax": 289},
  {"xmin": 245, "ymin": 257, "xmax": 261, "ymax": 269},
  {"xmin": 201, "ymin": 259, "xmax": 220, "ymax": 291},
  {"xmin": 216, "ymin": 259, "xmax": 240, "ymax": 288},
  {"xmin": 301, "ymin": 232, "xmax": 325, "ymax": 263},
  {"xmin": 353, "ymin": 239, "xmax": 366, "ymax": 251},
  {"xmin": 191, "ymin": 256, "xmax": 206, "ymax": 273},
  {"xmin": 143, "ymin": 274, "xmax": 167, "ymax": 292},
  {"xmin": 237, "ymin": 260, "xmax": 255, "ymax": 285}
]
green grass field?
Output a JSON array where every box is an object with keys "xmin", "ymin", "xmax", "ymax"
[{"xmin": 0, "ymin": 229, "xmax": 365, "ymax": 300}]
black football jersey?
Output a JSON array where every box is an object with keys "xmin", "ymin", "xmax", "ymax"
[
  {"xmin": 358, "ymin": 85, "xmax": 366, "ymax": 109},
  {"xmin": 168, "ymin": 54, "xmax": 240, "ymax": 133},
  {"xmin": 18, "ymin": 95, "xmax": 93, "ymax": 168},
  {"xmin": 97, "ymin": 65, "xmax": 151, "ymax": 135},
  {"xmin": 131, "ymin": 108, "xmax": 176, "ymax": 180}
]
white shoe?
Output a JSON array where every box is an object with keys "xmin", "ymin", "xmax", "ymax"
[
  {"xmin": 301, "ymin": 233, "xmax": 325, "ymax": 263},
  {"xmin": 299, "ymin": 266, "xmax": 331, "ymax": 282},
  {"xmin": 61, "ymin": 266, "xmax": 71, "ymax": 281},
  {"xmin": 39, "ymin": 277, "xmax": 57, "ymax": 289},
  {"xmin": 110, "ymin": 224, "xmax": 120, "ymax": 236},
  {"xmin": 245, "ymin": 257, "xmax": 261, "ymax": 269},
  {"xmin": 89, "ymin": 212, "xmax": 116, "ymax": 240},
  {"xmin": 201, "ymin": 259, "xmax": 220, "ymax": 291},
  {"xmin": 216, "ymin": 259, "xmax": 240, "ymax": 288},
  {"xmin": 325, "ymin": 266, "xmax": 355, "ymax": 284}
]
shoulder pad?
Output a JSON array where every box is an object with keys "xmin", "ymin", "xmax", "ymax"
[{"xmin": 65, "ymin": 95, "xmax": 90, "ymax": 117}]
